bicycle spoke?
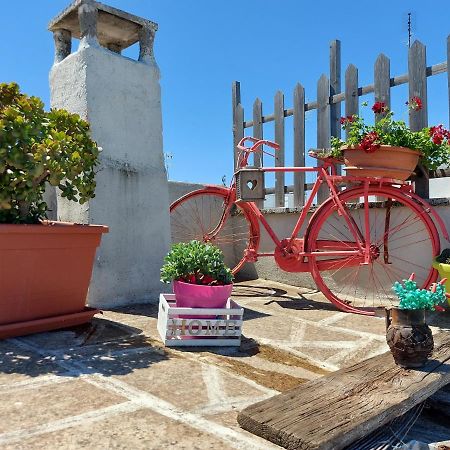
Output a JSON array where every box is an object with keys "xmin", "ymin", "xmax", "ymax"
[
  {"xmin": 170, "ymin": 189, "xmax": 257, "ymax": 273},
  {"xmin": 308, "ymin": 187, "xmax": 438, "ymax": 314}
]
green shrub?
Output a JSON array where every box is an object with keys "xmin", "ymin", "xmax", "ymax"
[
  {"xmin": 160, "ymin": 240, "xmax": 233, "ymax": 285},
  {"xmin": 0, "ymin": 82, "xmax": 100, "ymax": 223}
]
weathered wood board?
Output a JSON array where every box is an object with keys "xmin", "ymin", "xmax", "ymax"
[{"xmin": 238, "ymin": 332, "xmax": 450, "ymax": 450}]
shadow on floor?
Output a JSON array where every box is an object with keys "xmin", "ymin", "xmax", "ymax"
[
  {"xmin": 264, "ymin": 293, "xmax": 340, "ymax": 312},
  {"xmin": 0, "ymin": 318, "xmax": 169, "ymax": 379},
  {"xmin": 232, "ymin": 284, "xmax": 288, "ymax": 298}
]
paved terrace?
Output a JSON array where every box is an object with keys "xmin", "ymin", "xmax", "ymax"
[{"xmin": 0, "ymin": 279, "xmax": 449, "ymax": 449}]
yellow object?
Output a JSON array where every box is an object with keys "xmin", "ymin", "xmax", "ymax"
[{"xmin": 432, "ymin": 260, "xmax": 450, "ymax": 306}]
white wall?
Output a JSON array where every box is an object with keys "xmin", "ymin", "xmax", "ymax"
[{"xmin": 50, "ymin": 45, "xmax": 170, "ymax": 307}]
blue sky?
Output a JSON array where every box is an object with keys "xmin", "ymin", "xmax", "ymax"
[{"xmin": 1, "ymin": 1, "xmax": 449, "ymax": 186}]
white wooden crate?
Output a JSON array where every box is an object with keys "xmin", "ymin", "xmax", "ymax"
[{"xmin": 157, "ymin": 293, "xmax": 244, "ymax": 347}]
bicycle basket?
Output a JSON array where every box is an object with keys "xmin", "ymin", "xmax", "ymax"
[{"xmin": 235, "ymin": 167, "xmax": 265, "ymax": 201}]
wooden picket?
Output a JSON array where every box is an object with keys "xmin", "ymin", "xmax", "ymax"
[
  {"xmin": 293, "ymin": 83, "xmax": 305, "ymax": 207},
  {"xmin": 232, "ymin": 37, "xmax": 450, "ymax": 207},
  {"xmin": 409, "ymin": 41, "xmax": 429, "ymax": 198},
  {"xmin": 274, "ymin": 91, "xmax": 285, "ymax": 207}
]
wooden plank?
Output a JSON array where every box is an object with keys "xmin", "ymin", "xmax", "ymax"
[
  {"xmin": 409, "ymin": 40, "xmax": 429, "ymax": 199},
  {"xmin": 234, "ymin": 104, "xmax": 244, "ymax": 171},
  {"xmin": 238, "ymin": 331, "xmax": 450, "ymax": 450},
  {"xmin": 317, "ymin": 74, "xmax": 330, "ymax": 203},
  {"xmin": 374, "ymin": 53, "xmax": 391, "ymax": 119},
  {"xmin": 253, "ymin": 98, "xmax": 264, "ymax": 208},
  {"xmin": 293, "ymin": 83, "xmax": 305, "ymax": 207},
  {"xmin": 330, "ymin": 40, "xmax": 342, "ymax": 176},
  {"xmin": 274, "ymin": 91, "xmax": 285, "ymax": 207},
  {"xmin": 345, "ymin": 64, "xmax": 359, "ymax": 122},
  {"xmin": 345, "ymin": 64, "xmax": 359, "ymax": 204},
  {"xmin": 232, "ymin": 81, "xmax": 243, "ymax": 169},
  {"xmin": 252, "ymin": 98, "xmax": 263, "ymax": 168}
]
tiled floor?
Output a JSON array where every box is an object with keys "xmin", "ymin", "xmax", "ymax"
[{"xmin": 0, "ymin": 279, "xmax": 448, "ymax": 449}]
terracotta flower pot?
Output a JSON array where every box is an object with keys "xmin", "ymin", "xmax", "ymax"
[
  {"xmin": 343, "ymin": 145, "xmax": 421, "ymax": 181},
  {"xmin": 385, "ymin": 308, "xmax": 433, "ymax": 368},
  {"xmin": 0, "ymin": 221, "xmax": 108, "ymax": 339},
  {"xmin": 432, "ymin": 260, "xmax": 450, "ymax": 306}
]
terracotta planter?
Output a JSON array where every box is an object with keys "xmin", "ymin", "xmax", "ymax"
[
  {"xmin": 343, "ymin": 145, "xmax": 421, "ymax": 181},
  {"xmin": 432, "ymin": 260, "xmax": 450, "ymax": 306},
  {"xmin": 385, "ymin": 308, "xmax": 433, "ymax": 368},
  {"xmin": 0, "ymin": 221, "xmax": 108, "ymax": 339}
]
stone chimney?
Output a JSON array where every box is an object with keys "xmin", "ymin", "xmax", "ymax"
[{"xmin": 48, "ymin": 0, "xmax": 170, "ymax": 307}]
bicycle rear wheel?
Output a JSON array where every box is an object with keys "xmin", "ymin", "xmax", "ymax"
[
  {"xmin": 307, "ymin": 186, "xmax": 440, "ymax": 315},
  {"xmin": 169, "ymin": 187, "xmax": 259, "ymax": 274}
]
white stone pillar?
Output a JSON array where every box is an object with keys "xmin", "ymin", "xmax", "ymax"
[{"xmin": 48, "ymin": 1, "xmax": 170, "ymax": 307}]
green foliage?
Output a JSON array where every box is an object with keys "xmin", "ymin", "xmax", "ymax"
[
  {"xmin": 0, "ymin": 82, "xmax": 100, "ymax": 223},
  {"xmin": 330, "ymin": 105, "xmax": 450, "ymax": 170},
  {"xmin": 160, "ymin": 240, "xmax": 233, "ymax": 286},
  {"xmin": 392, "ymin": 277, "xmax": 446, "ymax": 310}
]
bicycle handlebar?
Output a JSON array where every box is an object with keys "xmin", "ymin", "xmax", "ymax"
[{"xmin": 237, "ymin": 137, "xmax": 280, "ymax": 153}]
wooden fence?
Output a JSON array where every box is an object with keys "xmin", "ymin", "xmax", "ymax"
[{"xmin": 232, "ymin": 37, "xmax": 450, "ymax": 207}]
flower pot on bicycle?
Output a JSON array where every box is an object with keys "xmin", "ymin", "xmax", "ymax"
[{"xmin": 343, "ymin": 145, "xmax": 421, "ymax": 181}]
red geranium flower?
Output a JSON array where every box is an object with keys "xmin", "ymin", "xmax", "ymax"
[
  {"xmin": 407, "ymin": 96, "xmax": 422, "ymax": 111},
  {"xmin": 429, "ymin": 124, "xmax": 449, "ymax": 146},
  {"xmin": 372, "ymin": 102, "xmax": 386, "ymax": 114},
  {"xmin": 339, "ymin": 115, "xmax": 354, "ymax": 125},
  {"xmin": 359, "ymin": 131, "xmax": 380, "ymax": 153}
]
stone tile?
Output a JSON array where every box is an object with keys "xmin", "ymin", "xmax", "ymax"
[
  {"xmin": 0, "ymin": 340, "xmax": 65, "ymax": 384},
  {"xmin": 0, "ymin": 409, "xmax": 237, "ymax": 450},
  {"xmin": 298, "ymin": 323, "xmax": 360, "ymax": 342},
  {"xmin": 292, "ymin": 346, "xmax": 342, "ymax": 364},
  {"xmin": 240, "ymin": 316, "xmax": 294, "ymax": 341},
  {"xmin": 102, "ymin": 357, "xmax": 211, "ymax": 410},
  {"xmin": 0, "ymin": 379, "xmax": 126, "ymax": 434},
  {"xmin": 331, "ymin": 314, "xmax": 386, "ymax": 336},
  {"xmin": 218, "ymin": 367, "xmax": 271, "ymax": 399}
]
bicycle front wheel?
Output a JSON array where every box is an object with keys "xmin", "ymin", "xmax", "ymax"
[
  {"xmin": 170, "ymin": 187, "xmax": 259, "ymax": 274},
  {"xmin": 307, "ymin": 186, "xmax": 440, "ymax": 315}
]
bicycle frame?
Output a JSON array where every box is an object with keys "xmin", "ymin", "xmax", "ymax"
[{"xmin": 214, "ymin": 137, "xmax": 450, "ymax": 273}]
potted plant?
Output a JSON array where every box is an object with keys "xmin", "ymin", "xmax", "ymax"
[
  {"xmin": 385, "ymin": 273, "xmax": 447, "ymax": 368},
  {"xmin": 160, "ymin": 240, "xmax": 233, "ymax": 309},
  {"xmin": 432, "ymin": 249, "xmax": 450, "ymax": 306},
  {"xmin": 327, "ymin": 98, "xmax": 450, "ymax": 180},
  {"xmin": 0, "ymin": 82, "xmax": 108, "ymax": 339}
]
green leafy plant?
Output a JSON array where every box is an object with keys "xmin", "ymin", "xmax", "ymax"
[
  {"xmin": 160, "ymin": 240, "xmax": 233, "ymax": 286},
  {"xmin": 392, "ymin": 273, "xmax": 446, "ymax": 310},
  {"xmin": 0, "ymin": 82, "xmax": 100, "ymax": 223},
  {"xmin": 329, "ymin": 98, "xmax": 450, "ymax": 171}
]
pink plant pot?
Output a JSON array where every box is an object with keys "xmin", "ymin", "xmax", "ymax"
[
  {"xmin": 173, "ymin": 280, "xmax": 233, "ymax": 310},
  {"xmin": 173, "ymin": 281, "xmax": 233, "ymax": 339}
]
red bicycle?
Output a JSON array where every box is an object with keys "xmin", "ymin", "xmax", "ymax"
[{"xmin": 170, "ymin": 137, "xmax": 448, "ymax": 315}]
